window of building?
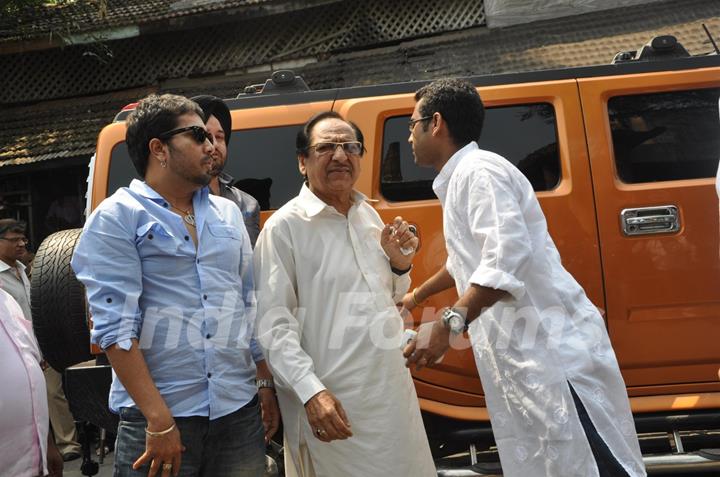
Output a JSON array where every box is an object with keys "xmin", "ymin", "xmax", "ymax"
[
  {"xmin": 608, "ymin": 88, "xmax": 720, "ymax": 183},
  {"xmin": 108, "ymin": 124, "xmax": 304, "ymax": 210},
  {"xmin": 380, "ymin": 103, "xmax": 560, "ymax": 202}
]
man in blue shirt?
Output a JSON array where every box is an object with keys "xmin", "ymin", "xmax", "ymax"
[{"xmin": 72, "ymin": 94, "xmax": 267, "ymax": 477}]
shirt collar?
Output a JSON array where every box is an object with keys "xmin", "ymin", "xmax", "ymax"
[
  {"xmin": 218, "ymin": 172, "xmax": 234, "ymax": 187},
  {"xmin": 0, "ymin": 260, "xmax": 25, "ymax": 274},
  {"xmin": 129, "ymin": 179, "xmax": 209, "ymax": 206},
  {"xmin": 297, "ymin": 183, "xmax": 369, "ymax": 218},
  {"xmin": 432, "ymin": 141, "xmax": 478, "ymax": 202}
]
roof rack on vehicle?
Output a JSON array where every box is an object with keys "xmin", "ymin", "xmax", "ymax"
[
  {"xmin": 239, "ymin": 70, "xmax": 310, "ymax": 97},
  {"xmin": 612, "ymin": 35, "xmax": 690, "ymax": 64}
]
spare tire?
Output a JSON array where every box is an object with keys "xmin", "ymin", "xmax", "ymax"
[{"xmin": 31, "ymin": 228, "xmax": 93, "ymax": 372}]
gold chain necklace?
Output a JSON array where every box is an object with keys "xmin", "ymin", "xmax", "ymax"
[{"xmin": 168, "ymin": 203, "xmax": 196, "ymax": 227}]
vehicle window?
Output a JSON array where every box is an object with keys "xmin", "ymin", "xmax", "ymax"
[
  {"xmin": 608, "ymin": 88, "xmax": 720, "ymax": 183},
  {"xmin": 229, "ymin": 125, "xmax": 303, "ymax": 210},
  {"xmin": 107, "ymin": 143, "xmax": 138, "ymax": 197},
  {"xmin": 108, "ymin": 125, "xmax": 303, "ymax": 210},
  {"xmin": 381, "ymin": 103, "xmax": 560, "ymax": 202}
]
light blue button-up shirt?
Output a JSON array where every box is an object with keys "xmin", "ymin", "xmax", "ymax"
[{"xmin": 71, "ymin": 180, "xmax": 262, "ymax": 419}]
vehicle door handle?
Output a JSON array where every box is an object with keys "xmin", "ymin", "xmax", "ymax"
[{"xmin": 620, "ymin": 205, "xmax": 679, "ymax": 236}]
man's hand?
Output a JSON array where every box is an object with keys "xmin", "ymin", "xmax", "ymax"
[
  {"xmin": 304, "ymin": 390, "xmax": 352, "ymax": 443},
  {"xmin": 399, "ymin": 289, "xmax": 420, "ymax": 316},
  {"xmin": 403, "ymin": 319, "xmax": 451, "ymax": 371},
  {"xmin": 132, "ymin": 420, "xmax": 184, "ymax": 477},
  {"xmin": 381, "ymin": 216, "xmax": 418, "ymax": 271},
  {"xmin": 259, "ymin": 388, "xmax": 280, "ymax": 443},
  {"xmin": 46, "ymin": 431, "xmax": 63, "ymax": 477}
]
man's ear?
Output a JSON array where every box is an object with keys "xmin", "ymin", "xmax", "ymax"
[
  {"xmin": 298, "ymin": 154, "xmax": 307, "ymax": 176},
  {"xmin": 431, "ymin": 112, "xmax": 443, "ymax": 137},
  {"xmin": 148, "ymin": 138, "xmax": 167, "ymax": 163}
]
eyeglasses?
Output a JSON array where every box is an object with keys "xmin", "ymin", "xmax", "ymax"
[
  {"xmin": 157, "ymin": 126, "xmax": 214, "ymax": 145},
  {"xmin": 308, "ymin": 141, "xmax": 364, "ymax": 157},
  {"xmin": 0, "ymin": 236, "xmax": 28, "ymax": 244},
  {"xmin": 408, "ymin": 116, "xmax": 432, "ymax": 132}
]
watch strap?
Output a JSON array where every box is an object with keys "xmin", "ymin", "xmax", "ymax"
[{"xmin": 391, "ymin": 264, "xmax": 412, "ymax": 275}]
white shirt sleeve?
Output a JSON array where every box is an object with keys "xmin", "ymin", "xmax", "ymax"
[
  {"xmin": 391, "ymin": 269, "xmax": 411, "ymax": 303},
  {"xmin": 465, "ymin": 170, "xmax": 532, "ymax": 300},
  {"xmin": 253, "ymin": 218, "xmax": 326, "ymax": 405}
]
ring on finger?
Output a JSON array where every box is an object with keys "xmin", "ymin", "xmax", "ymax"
[
  {"xmin": 316, "ymin": 428, "xmax": 326, "ymax": 436},
  {"xmin": 162, "ymin": 463, "xmax": 173, "ymax": 471}
]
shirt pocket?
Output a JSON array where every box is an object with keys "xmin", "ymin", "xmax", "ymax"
[
  {"xmin": 206, "ymin": 223, "xmax": 243, "ymax": 271},
  {"xmin": 136, "ymin": 222, "xmax": 182, "ymax": 273}
]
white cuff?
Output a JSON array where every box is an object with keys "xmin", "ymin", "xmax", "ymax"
[
  {"xmin": 294, "ymin": 373, "xmax": 326, "ymax": 405},
  {"xmin": 469, "ymin": 265, "xmax": 525, "ymax": 301}
]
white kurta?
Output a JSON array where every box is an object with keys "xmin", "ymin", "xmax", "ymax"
[
  {"xmin": 434, "ymin": 142, "xmax": 646, "ymax": 477},
  {"xmin": 254, "ymin": 185, "xmax": 436, "ymax": 477}
]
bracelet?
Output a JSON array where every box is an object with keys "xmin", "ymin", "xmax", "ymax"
[
  {"xmin": 256, "ymin": 378, "xmax": 275, "ymax": 389},
  {"xmin": 145, "ymin": 423, "xmax": 176, "ymax": 437},
  {"xmin": 412, "ymin": 288, "xmax": 424, "ymax": 307}
]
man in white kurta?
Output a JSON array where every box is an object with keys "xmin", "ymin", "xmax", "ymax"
[
  {"xmin": 254, "ymin": 112, "xmax": 435, "ymax": 477},
  {"xmin": 404, "ymin": 79, "xmax": 646, "ymax": 477}
]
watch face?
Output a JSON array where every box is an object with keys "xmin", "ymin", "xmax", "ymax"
[{"xmin": 449, "ymin": 315, "xmax": 464, "ymax": 332}]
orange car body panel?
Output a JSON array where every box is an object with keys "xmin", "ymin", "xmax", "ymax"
[{"xmin": 89, "ymin": 62, "xmax": 720, "ymax": 420}]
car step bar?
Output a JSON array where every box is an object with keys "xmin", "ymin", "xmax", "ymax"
[{"xmin": 436, "ymin": 451, "xmax": 720, "ymax": 476}]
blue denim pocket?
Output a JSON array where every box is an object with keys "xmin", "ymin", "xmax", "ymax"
[{"xmin": 119, "ymin": 406, "xmax": 146, "ymax": 423}]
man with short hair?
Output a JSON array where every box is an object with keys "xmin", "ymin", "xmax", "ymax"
[
  {"xmin": 72, "ymin": 93, "xmax": 267, "ymax": 477},
  {"xmin": 192, "ymin": 94, "xmax": 279, "ymax": 442},
  {"xmin": 254, "ymin": 111, "xmax": 435, "ymax": 476},
  {"xmin": 0, "ymin": 218, "xmax": 82, "ymax": 462},
  {"xmin": 191, "ymin": 95, "xmax": 261, "ymax": 247},
  {"xmin": 403, "ymin": 79, "xmax": 646, "ymax": 477},
  {"xmin": 0, "ymin": 219, "xmax": 32, "ymax": 319}
]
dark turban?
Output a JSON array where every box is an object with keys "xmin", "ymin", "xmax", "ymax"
[{"xmin": 191, "ymin": 95, "xmax": 232, "ymax": 146}]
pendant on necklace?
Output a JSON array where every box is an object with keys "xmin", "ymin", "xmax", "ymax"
[{"xmin": 184, "ymin": 213, "xmax": 196, "ymax": 227}]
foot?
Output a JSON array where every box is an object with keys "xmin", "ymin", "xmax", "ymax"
[{"xmin": 62, "ymin": 451, "xmax": 81, "ymax": 462}]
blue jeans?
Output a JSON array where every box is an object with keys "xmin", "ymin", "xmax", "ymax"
[{"xmin": 114, "ymin": 395, "xmax": 265, "ymax": 477}]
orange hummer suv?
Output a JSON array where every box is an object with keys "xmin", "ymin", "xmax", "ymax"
[{"xmin": 31, "ymin": 36, "xmax": 720, "ymax": 475}]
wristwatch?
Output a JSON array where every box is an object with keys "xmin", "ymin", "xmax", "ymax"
[
  {"xmin": 441, "ymin": 308, "xmax": 467, "ymax": 335},
  {"xmin": 256, "ymin": 378, "xmax": 275, "ymax": 390}
]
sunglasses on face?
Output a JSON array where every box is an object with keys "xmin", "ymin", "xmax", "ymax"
[
  {"xmin": 157, "ymin": 126, "xmax": 214, "ymax": 145},
  {"xmin": 308, "ymin": 141, "xmax": 364, "ymax": 157}
]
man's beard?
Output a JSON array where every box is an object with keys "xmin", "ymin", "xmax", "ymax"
[{"xmin": 210, "ymin": 157, "xmax": 225, "ymax": 177}]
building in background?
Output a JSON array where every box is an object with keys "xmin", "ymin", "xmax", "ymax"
[{"xmin": 1, "ymin": 0, "xmax": 718, "ymax": 248}]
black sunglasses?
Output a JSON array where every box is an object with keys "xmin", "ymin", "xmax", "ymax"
[{"xmin": 157, "ymin": 126, "xmax": 214, "ymax": 145}]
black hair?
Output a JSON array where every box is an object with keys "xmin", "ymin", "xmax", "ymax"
[
  {"xmin": 296, "ymin": 111, "xmax": 365, "ymax": 156},
  {"xmin": 125, "ymin": 94, "xmax": 203, "ymax": 178},
  {"xmin": 0, "ymin": 218, "xmax": 26, "ymax": 237},
  {"xmin": 414, "ymin": 79, "xmax": 485, "ymax": 147}
]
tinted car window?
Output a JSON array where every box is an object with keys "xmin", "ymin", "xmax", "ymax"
[
  {"xmin": 108, "ymin": 125, "xmax": 303, "ymax": 210},
  {"xmin": 608, "ymin": 88, "xmax": 720, "ymax": 183},
  {"xmin": 381, "ymin": 103, "xmax": 560, "ymax": 202}
]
